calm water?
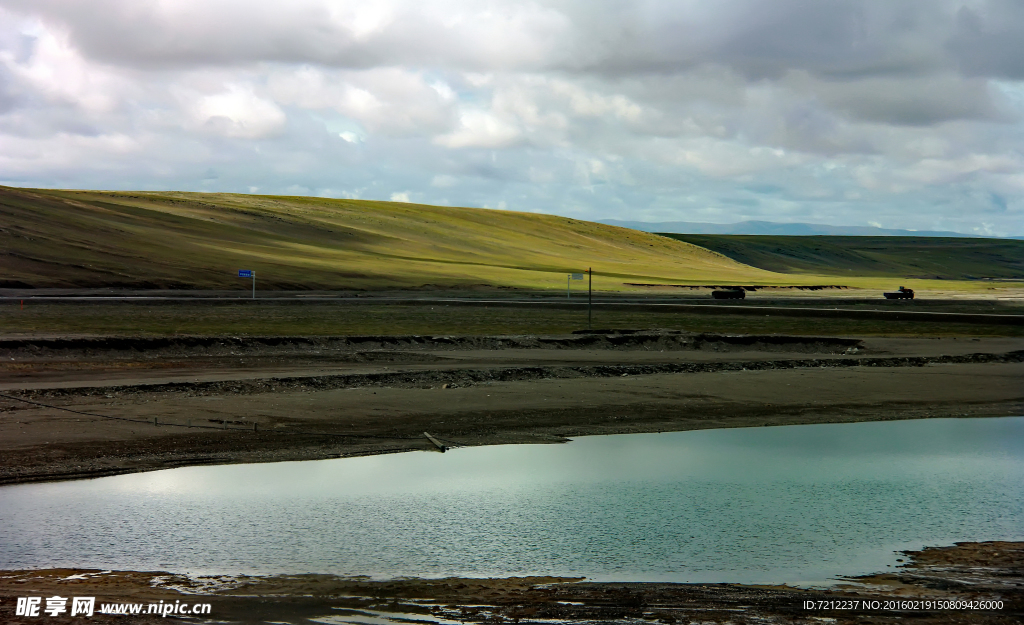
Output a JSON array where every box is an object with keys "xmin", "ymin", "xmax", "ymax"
[{"xmin": 1, "ymin": 418, "xmax": 1023, "ymax": 584}]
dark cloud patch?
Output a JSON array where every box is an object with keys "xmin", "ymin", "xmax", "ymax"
[
  {"xmin": 1, "ymin": 0, "xmax": 574, "ymax": 71},
  {"xmin": 3, "ymin": 0, "xmax": 1019, "ymax": 89},
  {"xmin": 709, "ymin": 1, "xmax": 883, "ymax": 78},
  {"xmin": 2, "ymin": 0, "xmax": 360, "ymax": 68},
  {"xmin": 950, "ymin": 1, "xmax": 1024, "ymax": 79},
  {"xmin": 812, "ymin": 75, "xmax": 1010, "ymax": 126},
  {"xmin": 0, "ymin": 66, "xmax": 22, "ymax": 114},
  {"xmin": 0, "ymin": 0, "xmax": 950, "ymax": 75}
]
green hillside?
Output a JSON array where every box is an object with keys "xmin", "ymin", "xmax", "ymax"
[
  {"xmin": 659, "ymin": 234, "xmax": 1024, "ymax": 280},
  {"xmin": 1, "ymin": 186, "xmax": 785, "ymax": 290}
]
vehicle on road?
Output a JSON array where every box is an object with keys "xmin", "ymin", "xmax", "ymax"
[{"xmin": 883, "ymin": 286, "xmax": 915, "ymax": 299}]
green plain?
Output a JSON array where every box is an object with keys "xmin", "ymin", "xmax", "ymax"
[
  {"xmin": 659, "ymin": 234, "xmax": 1024, "ymax": 281},
  {"xmin": 2, "ymin": 302, "xmax": 1021, "ymax": 338}
]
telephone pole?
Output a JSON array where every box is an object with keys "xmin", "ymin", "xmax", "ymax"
[{"xmin": 588, "ymin": 267, "xmax": 592, "ymax": 329}]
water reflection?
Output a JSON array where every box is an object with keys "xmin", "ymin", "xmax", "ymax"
[{"xmin": 1, "ymin": 417, "xmax": 1022, "ymax": 584}]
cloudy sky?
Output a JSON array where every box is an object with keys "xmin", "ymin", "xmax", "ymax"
[{"xmin": 1, "ymin": 1, "xmax": 1023, "ymax": 236}]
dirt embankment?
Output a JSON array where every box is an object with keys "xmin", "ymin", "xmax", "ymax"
[
  {"xmin": 1, "ymin": 542, "xmax": 1021, "ymax": 624},
  {"xmin": 0, "ymin": 331, "xmax": 863, "ymax": 359},
  {"xmin": 1, "ymin": 332, "xmax": 1023, "ymax": 485},
  {"xmin": 5, "ymin": 348, "xmax": 1023, "ymax": 401}
]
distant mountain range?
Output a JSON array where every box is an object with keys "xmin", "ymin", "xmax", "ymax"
[{"xmin": 598, "ymin": 219, "xmax": 994, "ymax": 237}]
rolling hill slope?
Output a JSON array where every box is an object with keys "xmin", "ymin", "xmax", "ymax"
[
  {"xmin": 1, "ymin": 186, "xmax": 783, "ymax": 290},
  {"xmin": 659, "ymin": 234, "xmax": 1024, "ymax": 280}
]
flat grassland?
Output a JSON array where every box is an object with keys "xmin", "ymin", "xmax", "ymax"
[
  {"xmin": 2, "ymin": 300, "xmax": 1023, "ymax": 337},
  {"xmin": 660, "ymin": 233, "xmax": 1024, "ymax": 280}
]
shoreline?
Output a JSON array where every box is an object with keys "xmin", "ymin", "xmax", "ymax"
[
  {"xmin": 3, "ymin": 402, "xmax": 1024, "ymax": 487},
  {"xmin": 1, "ymin": 542, "xmax": 1021, "ymax": 624}
]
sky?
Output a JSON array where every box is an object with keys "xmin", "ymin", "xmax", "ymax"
[{"xmin": 1, "ymin": 1, "xmax": 1023, "ymax": 236}]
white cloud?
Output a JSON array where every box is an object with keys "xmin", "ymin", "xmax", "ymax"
[
  {"xmin": 434, "ymin": 109, "xmax": 520, "ymax": 148},
  {"xmin": 324, "ymin": 2, "xmax": 396, "ymax": 40},
  {"xmin": 900, "ymin": 153, "xmax": 1021, "ymax": 185},
  {"xmin": 549, "ymin": 80, "xmax": 643, "ymax": 122},
  {"xmin": 664, "ymin": 138, "xmax": 806, "ymax": 178},
  {"xmin": 0, "ymin": 17, "xmax": 123, "ymax": 113},
  {"xmin": 390, "ymin": 191, "xmax": 411, "ymax": 202},
  {"xmin": 190, "ymin": 84, "xmax": 286, "ymax": 138},
  {"xmin": 268, "ymin": 66, "xmax": 455, "ymax": 134},
  {"xmin": 431, "ymin": 174, "xmax": 457, "ymax": 187},
  {"xmin": 0, "ymin": 131, "xmax": 139, "ymax": 173}
]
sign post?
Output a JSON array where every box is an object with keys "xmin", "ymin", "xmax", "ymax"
[
  {"xmin": 238, "ymin": 269, "xmax": 255, "ymax": 299},
  {"xmin": 588, "ymin": 267, "xmax": 592, "ymax": 329},
  {"xmin": 567, "ymin": 273, "xmax": 583, "ymax": 298}
]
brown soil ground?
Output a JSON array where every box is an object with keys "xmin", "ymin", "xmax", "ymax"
[
  {"xmin": 1, "ymin": 541, "xmax": 1021, "ymax": 624},
  {"xmin": 1, "ymin": 332, "xmax": 1022, "ymax": 485}
]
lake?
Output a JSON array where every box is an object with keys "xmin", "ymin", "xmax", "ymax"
[{"xmin": 1, "ymin": 417, "xmax": 1022, "ymax": 584}]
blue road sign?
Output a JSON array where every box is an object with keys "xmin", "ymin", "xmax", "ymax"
[
  {"xmin": 238, "ymin": 270, "xmax": 253, "ymax": 278},
  {"xmin": 570, "ymin": 273, "xmax": 584, "ymax": 280}
]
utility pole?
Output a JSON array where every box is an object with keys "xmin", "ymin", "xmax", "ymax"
[{"xmin": 588, "ymin": 267, "xmax": 592, "ymax": 329}]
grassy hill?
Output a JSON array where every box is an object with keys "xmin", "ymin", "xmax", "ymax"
[
  {"xmin": 659, "ymin": 234, "xmax": 1024, "ymax": 281},
  {"xmin": 1, "ymin": 186, "xmax": 789, "ymax": 291}
]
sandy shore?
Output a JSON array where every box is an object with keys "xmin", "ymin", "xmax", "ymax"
[
  {"xmin": 1, "ymin": 541, "xmax": 1021, "ymax": 624},
  {"xmin": 1, "ymin": 331, "xmax": 1022, "ymax": 485}
]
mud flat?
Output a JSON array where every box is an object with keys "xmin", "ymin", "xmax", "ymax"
[
  {"xmin": 0, "ymin": 542, "xmax": 1021, "ymax": 624},
  {"xmin": 1, "ymin": 331, "xmax": 1023, "ymax": 485}
]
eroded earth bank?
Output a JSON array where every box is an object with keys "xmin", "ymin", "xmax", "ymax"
[{"xmin": 1, "ymin": 331, "xmax": 1022, "ymax": 484}]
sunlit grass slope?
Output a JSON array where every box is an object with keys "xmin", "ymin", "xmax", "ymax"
[{"xmin": 2, "ymin": 186, "xmax": 793, "ymax": 290}]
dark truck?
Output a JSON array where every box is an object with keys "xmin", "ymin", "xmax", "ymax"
[
  {"xmin": 712, "ymin": 289, "xmax": 746, "ymax": 300},
  {"xmin": 883, "ymin": 286, "xmax": 915, "ymax": 299}
]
